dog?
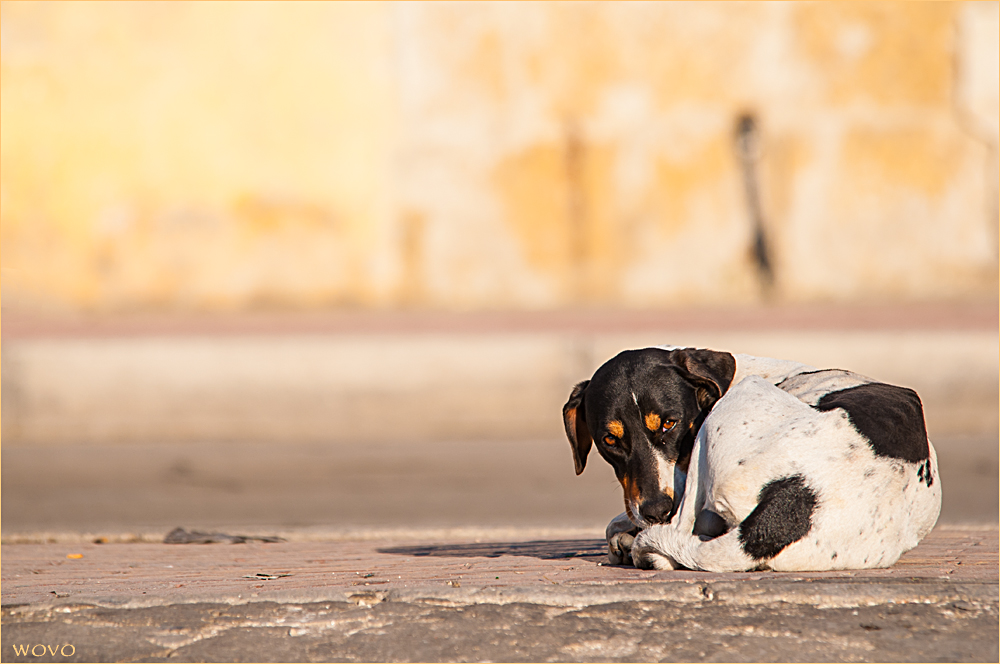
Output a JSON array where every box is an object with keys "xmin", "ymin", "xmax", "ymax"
[{"xmin": 562, "ymin": 347, "xmax": 941, "ymax": 572}]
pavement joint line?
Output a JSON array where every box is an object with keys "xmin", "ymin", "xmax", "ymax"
[
  {"xmin": 6, "ymin": 579, "xmax": 996, "ymax": 614},
  {"xmin": 0, "ymin": 526, "xmax": 611, "ymax": 546},
  {"xmin": 2, "ymin": 522, "xmax": 995, "ymax": 545}
]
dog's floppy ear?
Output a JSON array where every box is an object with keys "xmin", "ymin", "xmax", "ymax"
[
  {"xmin": 673, "ymin": 348, "xmax": 736, "ymax": 411},
  {"xmin": 562, "ymin": 380, "xmax": 593, "ymax": 475}
]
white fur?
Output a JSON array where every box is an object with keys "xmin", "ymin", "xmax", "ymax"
[
  {"xmin": 624, "ymin": 358, "xmax": 942, "ymax": 573},
  {"xmin": 655, "ymin": 454, "xmax": 677, "ymax": 498},
  {"xmin": 731, "ymin": 353, "xmax": 816, "ymax": 386}
]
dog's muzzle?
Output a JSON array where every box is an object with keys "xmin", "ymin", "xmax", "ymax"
[{"xmin": 638, "ymin": 495, "xmax": 675, "ymax": 525}]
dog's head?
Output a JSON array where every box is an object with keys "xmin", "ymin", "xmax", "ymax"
[{"xmin": 562, "ymin": 347, "xmax": 735, "ymax": 528}]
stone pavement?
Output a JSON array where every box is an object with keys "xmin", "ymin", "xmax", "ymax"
[{"xmin": 2, "ymin": 525, "xmax": 997, "ymax": 662}]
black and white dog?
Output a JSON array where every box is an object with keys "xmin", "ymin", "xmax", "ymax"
[{"xmin": 562, "ymin": 347, "xmax": 941, "ymax": 572}]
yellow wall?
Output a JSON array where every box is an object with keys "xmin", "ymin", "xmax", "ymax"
[
  {"xmin": 2, "ymin": 2, "xmax": 397, "ymax": 309},
  {"xmin": 2, "ymin": 2, "xmax": 997, "ymax": 311}
]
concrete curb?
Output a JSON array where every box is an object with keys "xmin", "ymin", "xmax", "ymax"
[
  {"xmin": 6, "ymin": 578, "xmax": 996, "ymax": 614},
  {"xmin": 358, "ymin": 578, "xmax": 1000, "ymax": 610}
]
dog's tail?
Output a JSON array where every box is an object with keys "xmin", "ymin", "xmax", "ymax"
[
  {"xmin": 634, "ymin": 474, "xmax": 819, "ymax": 572},
  {"xmin": 633, "ymin": 525, "xmax": 755, "ymax": 572}
]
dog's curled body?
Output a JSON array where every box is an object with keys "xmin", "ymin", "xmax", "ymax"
[
  {"xmin": 564, "ymin": 349, "xmax": 941, "ymax": 573},
  {"xmin": 632, "ymin": 373, "xmax": 941, "ymax": 571}
]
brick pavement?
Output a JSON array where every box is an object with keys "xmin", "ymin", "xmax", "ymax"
[
  {"xmin": 2, "ymin": 525, "xmax": 995, "ymax": 610},
  {"xmin": 3, "ymin": 527, "xmax": 996, "ymax": 662}
]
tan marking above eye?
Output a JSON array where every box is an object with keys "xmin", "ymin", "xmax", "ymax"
[
  {"xmin": 607, "ymin": 420, "xmax": 624, "ymax": 438},
  {"xmin": 644, "ymin": 413, "xmax": 661, "ymax": 431},
  {"xmin": 662, "ymin": 420, "xmax": 677, "ymax": 431}
]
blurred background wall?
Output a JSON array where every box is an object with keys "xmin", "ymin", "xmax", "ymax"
[
  {"xmin": 2, "ymin": 2, "xmax": 997, "ymax": 533},
  {"xmin": 2, "ymin": 1, "xmax": 997, "ymax": 313}
]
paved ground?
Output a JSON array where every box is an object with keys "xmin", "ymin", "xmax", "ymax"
[
  {"xmin": 6, "ymin": 596, "xmax": 997, "ymax": 663},
  {"xmin": 1, "ymin": 526, "xmax": 997, "ymax": 662}
]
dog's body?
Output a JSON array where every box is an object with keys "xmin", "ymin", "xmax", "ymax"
[{"xmin": 563, "ymin": 348, "xmax": 941, "ymax": 572}]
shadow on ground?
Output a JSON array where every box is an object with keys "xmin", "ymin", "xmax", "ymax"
[{"xmin": 379, "ymin": 538, "xmax": 606, "ymax": 560}]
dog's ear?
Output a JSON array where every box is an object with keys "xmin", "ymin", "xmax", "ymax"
[
  {"xmin": 673, "ymin": 349, "xmax": 736, "ymax": 411},
  {"xmin": 562, "ymin": 380, "xmax": 593, "ymax": 475}
]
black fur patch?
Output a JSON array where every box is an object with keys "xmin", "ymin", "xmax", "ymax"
[
  {"xmin": 815, "ymin": 383, "xmax": 929, "ymax": 463},
  {"xmin": 738, "ymin": 474, "xmax": 817, "ymax": 560},
  {"xmin": 917, "ymin": 459, "xmax": 934, "ymax": 488}
]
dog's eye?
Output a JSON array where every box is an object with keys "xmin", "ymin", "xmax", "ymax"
[
  {"xmin": 661, "ymin": 420, "xmax": 677, "ymax": 432},
  {"xmin": 603, "ymin": 436, "xmax": 617, "ymax": 446}
]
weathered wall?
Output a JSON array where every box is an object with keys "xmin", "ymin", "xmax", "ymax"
[
  {"xmin": 1, "ymin": 2, "xmax": 398, "ymax": 309},
  {"xmin": 2, "ymin": 2, "xmax": 997, "ymax": 311}
]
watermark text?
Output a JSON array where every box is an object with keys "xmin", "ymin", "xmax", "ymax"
[{"xmin": 10, "ymin": 644, "xmax": 76, "ymax": 657}]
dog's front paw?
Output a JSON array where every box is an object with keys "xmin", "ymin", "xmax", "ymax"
[
  {"xmin": 631, "ymin": 528, "xmax": 681, "ymax": 570},
  {"xmin": 605, "ymin": 512, "xmax": 639, "ymax": 566},
  {"xmin": 608, "ymin": 531, "xmax": 636, "ymax": 566}
]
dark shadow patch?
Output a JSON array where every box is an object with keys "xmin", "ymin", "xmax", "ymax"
[
  {"xmin": 164, "ymin": 527, "xmax": 285, "ymax": 544},
  {"xmin": 815, "ymin": 383, "xmax": 929, "ymax": 463},
  {"xmin": 378, "ymin": 539, "xmax": 605, "ymax": 560},
  {"xmin": 693, "ymin": 509, "xmax": 728, "ymax": 540},
  {"xmin": 739, "ymin": 474, "xmax": 817, "ymax": 560}
]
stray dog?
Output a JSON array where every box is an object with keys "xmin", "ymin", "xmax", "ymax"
[{"xmin": 562, "ymin": 347, "xmax": 941, "ymax": 572}]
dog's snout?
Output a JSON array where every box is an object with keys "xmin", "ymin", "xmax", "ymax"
[{"xmin": 639, "ymin": 496, "xmax": 674, "ymax": 525}]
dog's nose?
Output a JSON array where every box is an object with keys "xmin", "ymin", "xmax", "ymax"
[{"xmin": 639, "ymin": 497, "xmax": 674, "ymax": 525}]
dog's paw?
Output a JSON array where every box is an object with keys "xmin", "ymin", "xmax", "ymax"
[
  {"xmin": 608, "ymin": 531, "xmax": 636, "ymax": 566},
  {"xmin": 631, "ymin": 528, "xmax": 682, "ymax": 570},
  {"xmin": 605, "ymin": 512, "xmax": 640, "ymax": 566}
]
